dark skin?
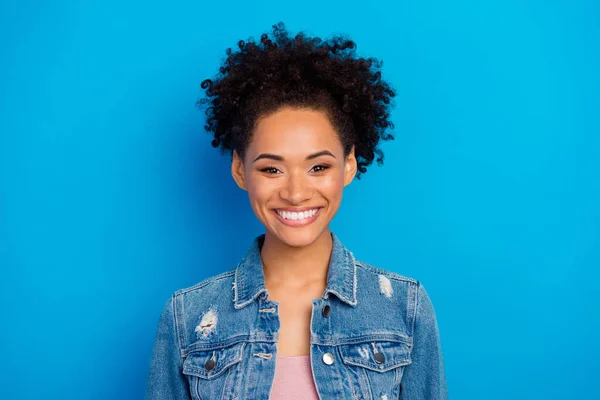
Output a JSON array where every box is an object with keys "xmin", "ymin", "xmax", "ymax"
[{"xmin": 231, "ymin": 107, "xmax": 357, "ymax": 356}]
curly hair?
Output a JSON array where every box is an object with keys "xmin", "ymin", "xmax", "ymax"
[{"xmin": 197, "ymin": 22, "xmax": 396, "ymax": 178}]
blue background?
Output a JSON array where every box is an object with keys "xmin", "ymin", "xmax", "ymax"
[{"xmin": 1, "ymin": 0, "xmax": 598, "ymax": 398}]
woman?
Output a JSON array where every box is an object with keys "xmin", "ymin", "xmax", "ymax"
[{"xmin": 146, "ymin": 22, "xmax": 447, "ymax": 399}]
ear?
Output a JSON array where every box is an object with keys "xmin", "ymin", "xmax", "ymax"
[
  {"xmin": 343, "ymin": 145, "xmax": 358, "ymax": 186},
  {"xmin": 231, "ymin": 150, "xmax": 248, "ymax": 191}
]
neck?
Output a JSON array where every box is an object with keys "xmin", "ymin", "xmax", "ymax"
[{"xmin": 260, "ymin": 228, "xmax": 333, "ymax": 289}]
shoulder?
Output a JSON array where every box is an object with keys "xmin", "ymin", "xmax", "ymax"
[
  {"xmin": 353, "ymin": 258, "xmax": 440, "ymax": 334},
  {"xmin": 173, "ymin": 268, "xmax": 236, "ymax": 296},
  {"xmin": 354, "ymin": 258, "xmax": 420, "ymax": 285},
  {"xmin": 353, "ymin": 258, "xmax": 434, "ymax": 313}
]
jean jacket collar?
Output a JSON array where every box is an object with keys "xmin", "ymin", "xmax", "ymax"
[{"xmin": 233, "ymin": 232, "xmax": 358, "ymax": 309}]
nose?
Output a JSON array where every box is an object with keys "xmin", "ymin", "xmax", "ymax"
[{"xmin": 279, "ymin": 171, "xmax": 313, "ymax": 204}]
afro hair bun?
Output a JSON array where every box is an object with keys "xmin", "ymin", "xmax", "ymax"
[{"xmin": 197, "ymin": 22, "xmax": 396, "ymax": 178}]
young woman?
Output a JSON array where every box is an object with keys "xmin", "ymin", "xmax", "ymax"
[{"xmin": 146, "ymin": 22, "xmax": 447, "ymax": 400}]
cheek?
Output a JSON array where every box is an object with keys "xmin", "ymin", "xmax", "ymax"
[
  {"xmin": 246, "ymin": 178, "xmax": 275, "ymax": 213},
  {"xmin": 320, "ymin": 172, "xmax": 345, "ymax": 201}
]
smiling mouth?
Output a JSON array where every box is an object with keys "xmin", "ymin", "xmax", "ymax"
[{"xmin": 272, "ymin": 207, "xmax": 322, "ymax": 226}]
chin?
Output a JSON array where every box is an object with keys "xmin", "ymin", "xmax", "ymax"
[{"xmin": 268, "ymin": 226, "xmax": 328, "ymax": 248}]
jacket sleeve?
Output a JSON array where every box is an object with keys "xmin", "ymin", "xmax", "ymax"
[
  {"xmin": 400, "ymin": 283, "xmax": 448, "ymax": 399},
  {"xmin": 145, "ymin": 295, "xmax": 192, "ymax": 400}
]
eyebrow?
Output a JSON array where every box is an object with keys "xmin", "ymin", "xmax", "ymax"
[{"xmin": 253, "ymin": 150, "xmax": 336, "ymax": 163}]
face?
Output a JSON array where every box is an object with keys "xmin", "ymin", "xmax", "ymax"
[{"xmin": 231, "ymin": 107, "xmax": 357, "ymax": 248}]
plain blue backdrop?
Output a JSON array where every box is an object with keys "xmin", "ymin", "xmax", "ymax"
[{"xmin": 1, "ymin": 0, "xmax": 598, "ymax": 398}]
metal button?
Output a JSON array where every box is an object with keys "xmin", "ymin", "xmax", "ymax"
[
  {"xmin": 322, "ymin": 305, "xmax": 331, "ymax": 317},
  {"xmin": 322, "ymin": 352, "xmax": 335, "ymax": 365},
  {"xmin": 374, "ymin": 352, "xmax": 386, "ymax": 364},
  {"xmin": 204, "ymin": 359, "xmax": 216, "ymax": 371}
]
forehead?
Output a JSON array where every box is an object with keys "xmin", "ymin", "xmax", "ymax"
[{"xmin": 248, "ymin": 107, "xmax": 343, "ymax": 156}]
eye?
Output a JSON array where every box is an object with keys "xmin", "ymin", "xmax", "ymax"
[
  {"xmin": 311, "ymin": 164, "xmax": 330, "ymax": 173},
  {"xmin": 259, "ymin": 166, "xmax": 281, "ymax": 174}
]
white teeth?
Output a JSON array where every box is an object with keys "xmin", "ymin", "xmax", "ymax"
[{"xmin": 276, "ymin": 209, "xmax": 319, "ymax": 221}]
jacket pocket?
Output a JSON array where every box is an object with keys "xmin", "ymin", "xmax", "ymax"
[
  {"xmin": 338, "ymin": 340, "xmax": 412, "ymax": 399},
  {"xmin": 182, "ymin": 341, "xmax": 246, "ymax": 399}
]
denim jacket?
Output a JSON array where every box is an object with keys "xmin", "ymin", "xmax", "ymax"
[{"xmin": 146, "ymin": 232, "xmax": 448, "ymax": 399}]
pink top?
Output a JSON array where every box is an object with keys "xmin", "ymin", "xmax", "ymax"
[{"xmin": 270, "ymin": 355, "xmax": 320, "ymax": 400}]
